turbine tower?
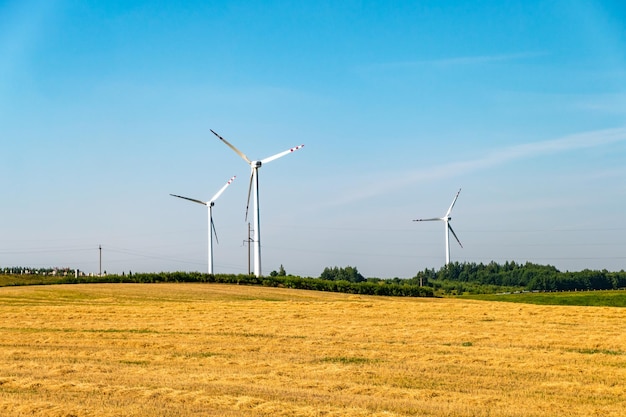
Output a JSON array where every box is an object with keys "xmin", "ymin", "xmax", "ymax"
[
  {"xmin": 413, "ymin": 188, "xmax": 463, "ymax": 265},
  {"xmin": 211, "ymin": 129, "xmax": 304, "ymax": 277},
  {"xmin": 170, "ymin": 175, "xmax": 236, "ymax": 275}
]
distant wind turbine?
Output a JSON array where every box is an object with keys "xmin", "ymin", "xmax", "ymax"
[
  {"xmin": 211, "ymin": 129, "xmax": 304, "ymax": 277},
  {"xmin": 170, "ymin": 175, "xmax": 236, "ymax": 275},
  {"xmin": 413, "ymin": 188, "xmax": 463, "ymax": 265}
]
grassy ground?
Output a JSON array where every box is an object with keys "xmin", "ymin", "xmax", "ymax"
[
  {"xmin": 1, "ymin": 283, "xmax": 625, "ymax": 416},
  {"xmin": 463, "ymin": 289, "xmax": 626, "ymax": 307},
  {"xmin": 0, "ymin": 274, "xmax": 65, "ymax": 287}
]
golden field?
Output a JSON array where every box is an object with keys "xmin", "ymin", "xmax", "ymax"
[{"xmin": 0, "ymin": 283, "xmax": 624, "ymax": 416}]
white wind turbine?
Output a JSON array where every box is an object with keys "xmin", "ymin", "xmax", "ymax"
[
  {"xmin": 211, "ymin": 129, "xmax": 304, "ymax": 277},
  {"xmin": 413, "ymin": 188, "xmax": 463, "ymax": 265},
  {"xmin": 170, "ymin": 175, "xmax": 236, "ymax": 275}
]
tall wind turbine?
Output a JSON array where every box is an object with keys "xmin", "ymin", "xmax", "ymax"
[
  {"xmin": 413, "ymin": 188, "xmax": 463, "ymax": 265},
  {"xmin": 170, "ymin": 175, "xmax": 236, "ymax": 275},
  {"xmin": 211, "ymin": 129, "xmax": 304, "ymax": 277}
]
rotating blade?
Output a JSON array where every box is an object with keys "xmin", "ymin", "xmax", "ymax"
[
  {"xmin": 445, "ymin": 188, "xmax": 462, "ymax": 217},
  {"xmin": 170, "ymin": 194, "xmax": 207, "ymax": 206},
  {"xmin": 211, "ymin": 217, "xmax": 219, "ymax": 244},
  {"xmin": 260, "ymin": 144, "xmax": 304, "ymax": 164},
  {"xmin": 210, "ymin": 175, "xmax": 236, "ymax": 203},
  {"xmin": 448, "ymin": 223, "xmax": 463, "ymax": 248},
  {"xmin": 245, "ymin": 169, "xmax": 254, "ymax": 222},
  {"xmin": 211, "ymin": 129, "xmax": 251, "ymax": 164}
]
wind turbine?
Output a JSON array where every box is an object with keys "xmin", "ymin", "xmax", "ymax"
[
  {"xmin": 413, "ymin": 188, "xmax": 463, "ymax": 265},
  {"xmin": 211, "ymin": 129, "xmax": 304, "ymax": 277},
  {"xmin": 170, "ymin": 175, "xmax": 236, "ymax": 275}
]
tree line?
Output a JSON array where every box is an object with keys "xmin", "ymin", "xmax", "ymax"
[{"xmin": 409, "ymin": 261, "xmax": 626, "ymax": 294}]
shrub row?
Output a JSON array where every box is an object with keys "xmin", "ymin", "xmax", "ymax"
[{"xmin": 0, "ymin": 272, "xmax": 434, "ymax": 297}]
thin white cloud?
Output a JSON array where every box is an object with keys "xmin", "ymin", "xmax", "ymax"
[
  {"xmin": 360, "ymin": 52, "xmax": 547, "ymax": 72},
  {"xmin": 438, "ymin": 126, "xmax": 626, "ymax": 173},
  {"xmin": 419, "ymin": 52, "xmax": 547, "ymax": 67},
  {"xmin": 574, "ymin": 93, "xmax": 626, "ymax": 114},
  {"xmin": 324, "ymin": 127, "xmax": 626, "ymax": 207}
]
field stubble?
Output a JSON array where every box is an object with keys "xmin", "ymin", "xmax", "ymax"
[{"xmin": 0, "ymin": 283, "xmax": 624, "ymax": 416}]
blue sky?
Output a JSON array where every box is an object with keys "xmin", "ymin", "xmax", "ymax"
[{"xmin": 2, "ymin": 0, "xmax": 626, "ymax": 278}]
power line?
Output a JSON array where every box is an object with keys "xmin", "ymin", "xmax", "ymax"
[{"xmin": 0, "ymin": 247, "xmax": 93, "ymax": 255}]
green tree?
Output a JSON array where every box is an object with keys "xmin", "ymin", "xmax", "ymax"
[
  {"xmin": 320, "ymin": 266, "xmax": 365, "ymax": 283},
  {"xmin": 270, "ymin": 265, "xmax": 287, "ymax": 277}
]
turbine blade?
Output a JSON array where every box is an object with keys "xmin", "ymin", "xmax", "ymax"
[
  {"xmin": 245, "ymin": 170, "xmax": 254, "ymax": 222},
  {"xmin": 210, "ymin": 129, "xmax": 251, "ymax": 164},
  {"xmin": 211, "ymin": 217, "xmax": 219, "ymax": 244},
  {"xmin": 260, "ymin": 144, "xmax": 304, "ymax": 164},
  {"xmin": 210, "ymin": 175, "xmax": 236, "ymax": 203},
  {"xmin": 445, "ymin": 188, "xmax": 462, "ymax": 217},
  {"xmin": 413, "ymin": 217, "xmax": 442, "ymax": 222},
  {"xmin": 448, "ymin": 223, "xmax": 463, "ymax": 248},
  {"xmin": 170, "ymin": 194, "xmax": 207, "ymax": 206}
]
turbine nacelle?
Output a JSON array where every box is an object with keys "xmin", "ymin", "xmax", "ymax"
[{"xmin": 252, "ymin": 161, "xmax": 262, "ymax": 168}]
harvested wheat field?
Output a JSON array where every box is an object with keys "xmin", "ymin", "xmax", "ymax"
[{"xmin": 0, "ymin": 283, "xmax": 625, "ymax": 416}]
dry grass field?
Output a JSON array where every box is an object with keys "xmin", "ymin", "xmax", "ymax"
[{"xmin": 0, "ymin": 283, "xmax": 624, "ymax": 416}]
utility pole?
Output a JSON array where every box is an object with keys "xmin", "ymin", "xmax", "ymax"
[
  {"xmin": 99, "ymin": 245, "xmax": 102, "ymax": 276},
  {"xmin": 242, "ymin": 223, "xmax": 253, "ymax": 275},
  {"xmin": 247, "ymin": 223, "xmax": 252, "ymax": 275}
]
